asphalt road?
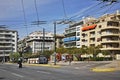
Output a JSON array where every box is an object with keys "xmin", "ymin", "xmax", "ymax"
[{"xmin": 0, "ymin": 62, "xmax": 120, "ymax": 80}]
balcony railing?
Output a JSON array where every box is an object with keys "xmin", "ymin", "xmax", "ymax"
[
  {"xmin": 101, "ymin": 47, "xmax": 120, "ymax": 50},
  {"xmin": 101, "ymin": 33, "xmax": 119, "ymax": 37},
  {"xmin": 101, "ymin": 40, "xmax": 120, "ymax": 43},
  {"xmin": 101, "ymin": 26, "xmax": 119, "ymax": 30}
]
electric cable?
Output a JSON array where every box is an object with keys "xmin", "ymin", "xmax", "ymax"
[
  {"xmin": 34, "ymin": 0, "xmax": 40, "ymax": 27},
  {"xmin": 61, "ymin": 0, "xmax": 67, "ymax": 18},
  {"xmin": 69, "ymin": 2, "xmax": 103, "ymax": 19},
  {"xmin": 21, "ymin": 0, "xmax": 28, "ymax": 36}
]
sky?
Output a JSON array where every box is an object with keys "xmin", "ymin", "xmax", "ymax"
[{"xmin": 0, "ymin": 0, "xmax": 120, "ymax": 39}]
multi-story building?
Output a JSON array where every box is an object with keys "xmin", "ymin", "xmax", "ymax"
[
  {"xmin": 26, "ymin": 31, "xmax": 54, "ymax": 53},
  {"xmin": 81, "ymin": 10, "xmax": 120, "ymax": 55},
  {"xmin": 64, "ymin": 21, "xmax": 83, "ymax": 48},
  {"xmin": 0, "ymin": 26, "xmax": 18, "ymax": 61},
  {"xmin": 19, "ymin": 31, "xmax": 64, "ymax": 54}
]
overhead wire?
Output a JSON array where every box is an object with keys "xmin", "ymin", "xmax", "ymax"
[
  {"xmin": 56, "ymin": 1, "xmax": 120, "ymax": 33},
  {"xmin": 69, "ymin": 2, "xmax": 103, "ymax": 20},
  {"xmin": 2, "ymin": 0, "xmax": 120, "ymax": 35},
  {"xmin": 61, "ymin": 0, "xmax": 68, "ymax": 18},
  {"xmin": 103, "ymin": 2, "xmax": 116, "ymax": 14},
  {"xmin": 21, "ymin": 0, "xmax": 28, "ymax": 36},
  {"xmin": 34, "ymin": 0, "xmax": 40, "ymax": 27},
  {"xmin": 89, "ymin": 1, "xmax": 119, "ymax": 18},
  {"xmin": 70, "ymin": 1, "xmax": 119, "ymax": 20}
]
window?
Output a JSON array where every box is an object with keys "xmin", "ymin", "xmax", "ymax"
[
  {"xmin": 99, "ymin": 25, "xmax": 101, "ymax": 28},
  {"xmin": 107, "ymin": 21, "xmax": 119, "ymax": 27},
  {"xmin": 77, "ymin": 32, "xmax": 80, "ymax": 36},
  {"xmin": 76, "ymin": 27, "xmax": 80, "ymax": 31}
]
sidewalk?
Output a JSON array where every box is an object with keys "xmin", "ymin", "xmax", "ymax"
[{"xmin": 91, "ymin": 60, "xmax": 120, "ymax": 72}]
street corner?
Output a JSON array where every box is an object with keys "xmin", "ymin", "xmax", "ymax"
[{"xmin": 91, "ymin": 67, "xmax": 116, "ymax": 72}]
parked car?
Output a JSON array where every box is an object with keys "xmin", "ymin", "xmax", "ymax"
[{"xmin": 39, "ymin": 56, "xmax": 48, "ymax": 64}]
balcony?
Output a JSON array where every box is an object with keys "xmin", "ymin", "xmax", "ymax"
[
  {"xmin": 0, "ymin": 50, "xmax": 12, "ymax": 52},
  {"xmin": 101, "ymin": 26, "xmax": 119, "ymax": 30},
  {"xmin": 0, "ymin": 36, "xmax": 12, "ymax": 39},
  {"xmin": 101, "ymin": 40, "xmax": 120, "ymax": 43},
  {"xmin": 0, "ymin": 45, "xmax": 12, "ymax": 48},
  {"xmin": 90, "ymin": 34, "xmax": 95, "ymax": 38},
  {"xmin": 0, "ymin": 32, "xmax": 12, "ymax": 35},
  {"xmin": 101, "ymin": 47, "xmax": 120, "ymax": 50},
  {"xmin": 101, "ymin": 33, "xmax": 119, "ymax": 37},
  {"xmin": 0, "ymin": 41, "xmax": 12, "ymax": 43}
]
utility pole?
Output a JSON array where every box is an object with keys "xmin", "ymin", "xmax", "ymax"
[
  {"xmin": 54, "ymin": 22, "xmax": 57, "ymax": 65},
  {"xmin": 42, "ymin": 28, "xmax": 45, "ymax": 54}
]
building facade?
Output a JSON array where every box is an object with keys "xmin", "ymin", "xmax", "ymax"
[
  {"xmin": 64, "ymin": 21, "xmax": 83, "ymax": 48},
  {"xmin": 81, "ymin": 11, "xmax": 120, "ymax": 55},
  {"xmin": 0, "ymin": 27, "xmax": 18, "ymax": 61},
  {"xmin": 19, "ymin": 31, "xmax": 64, "ymax": 54},
  {"xmin": 26, "ymin": 31, "xmax": 54, "ymax": 53}
]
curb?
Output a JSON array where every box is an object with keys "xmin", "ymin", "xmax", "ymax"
[
  {"xmin": 91, "ymin": 68, "xmax": 116, "ymax": 72},
  {"xmin": 23, "ymin": 63, "xmax": 61, "ymax": 68}
]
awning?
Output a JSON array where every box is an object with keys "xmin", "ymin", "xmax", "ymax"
[{"xmin": 82, "ymin": 24, "xmax": 97, "ymax": 31}]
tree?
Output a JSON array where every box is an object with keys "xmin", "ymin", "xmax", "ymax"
[
  {"xmin": 80, "ymin": 46, "xmax": 88, "ymax": 54},
  {"xmin": 9, "ymin": 52, "xmax": 20, "ymax": 63},
  {"xmin": 56, "ymin": 47, "xmax": 67, "ymax": 54},
  {"xmin": 94, "ymin": 45, "xmax": 101, "ymax": 57}
]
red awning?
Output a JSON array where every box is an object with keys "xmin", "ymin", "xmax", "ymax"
[{"xmin": 82, "ymin": 24, "xmax": 97, "ymax": 31}]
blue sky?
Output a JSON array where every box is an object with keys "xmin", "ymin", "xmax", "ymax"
[{"xmin": 0, "ymin": 0, "xmax": 120, "ymax": 38}]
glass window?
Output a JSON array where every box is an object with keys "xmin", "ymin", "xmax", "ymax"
[{"xmin": 77, "ymin": 32, "xmax": 80, "ymax": 36}]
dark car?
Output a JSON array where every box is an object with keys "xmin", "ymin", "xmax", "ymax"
[{"xmin": 38, "ymin": 56, "xmax": 48, "ymax": 64}]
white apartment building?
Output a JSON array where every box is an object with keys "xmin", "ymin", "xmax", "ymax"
[
  {"xmin": 26, "ymin": 31, "xmax": 54, "ymax": 53},
  {"xmin": 0, "ymin": 27, "xmax": 18, "ymax": 62},
  {"xmin": 64, "ymin": 21, "xmax": 83, "ymax": 48}
]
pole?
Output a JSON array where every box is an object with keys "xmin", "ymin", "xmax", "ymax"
[
  {"xmin": 54, "ymin": 22, "xmax": 57, "ymax": 65},
  {"xmin": 42, "ymin": 28, "xmax": 45, "ymax": 54}
]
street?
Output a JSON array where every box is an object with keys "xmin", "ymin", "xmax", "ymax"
[{"xmin": 0, "ymin": 62, "xmax": 120, "ymax": 80}]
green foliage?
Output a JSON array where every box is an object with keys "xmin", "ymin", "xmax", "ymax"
[
  {"xmin": 101, "ymin": 50, "xmax": 110, "ymax": 55},
  {"xmin": 9, "ymin": 52, "xmax": 20, "ymax": 63},
  {"xmin": 91, "ymin": 57, "xmax": 112, "ymax": 61},
  {"xmin": 56, "ymin": 47, "xmax": 67, "ymax": 54},
  {"xmin": 23, "ymin": 52, "xmax": 32, "ymax": 58},
  {"xmin": 43, "ymin": 50, "xmax": 54, "ymax": 58}
]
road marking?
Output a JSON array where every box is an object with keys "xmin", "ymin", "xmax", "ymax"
[
  {"xmin": 12, "ymin": 73, "xmax": 24, "ymax": 78},
  {"xmin": 37, "ymin": 71, "xmax": 51, "ymax": 74}
]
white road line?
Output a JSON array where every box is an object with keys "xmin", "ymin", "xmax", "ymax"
[
  {"xmin": 12, "ymin": 73, "xmax": 24, "ymax": 78},
  {"xmin": 37, "ymin": 71, "xmax": 51, "ymax": 74}
]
